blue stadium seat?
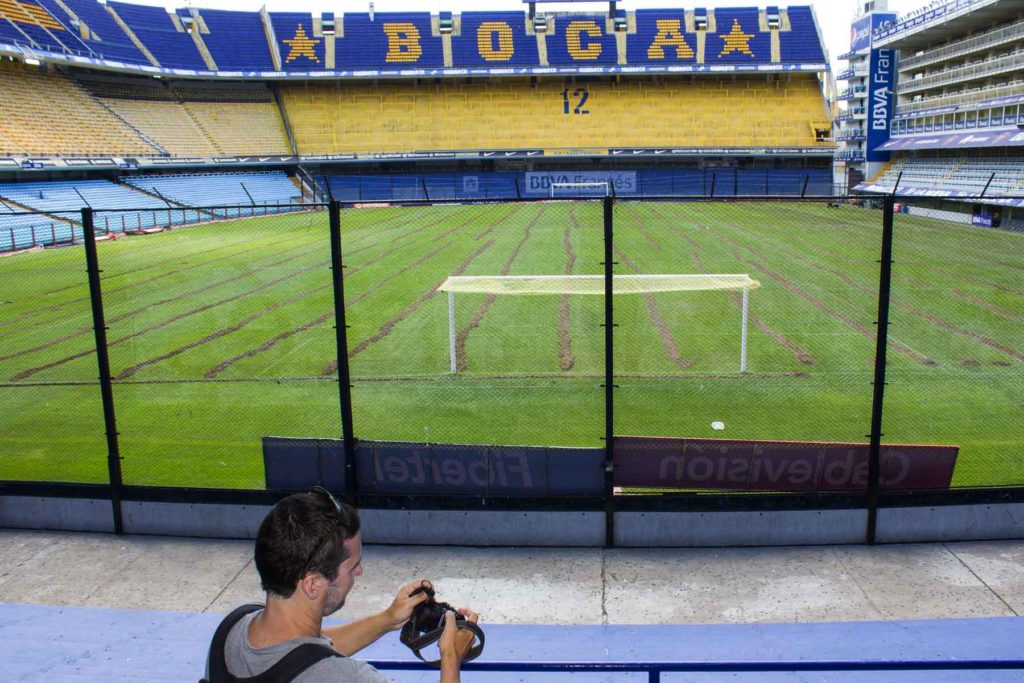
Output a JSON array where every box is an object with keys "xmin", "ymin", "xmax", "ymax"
[
  {"xmin": 780, "ymin": 7, "xmax": 826, "ymax": 63},
  {"xmin": 196, "ymin": 9, "xmax": 274, "ymax": 70},
  {"xmin": 109, "ymin": 2, "xmax": 205, "ymax": 70},
  {"xmin": 452, "ymin": 12, "xmax": 538, "ymax": 68},
  {"xmin": 629, "ymin": 10, "xmax": 696, "ymax": 65},
  {"xmin": 336, "ymin": 13, "xmax": 443, "ymax": 70},
  {"xmin": 546, "ymin": 14, "xmax": 617, "ymax": 66},
  {"xmin": 123, "ymin": 172, "xmax": 301, "ymax": 214},
  {"xmin": 710, "ymin": 7, "xmax": 769, "ymax": 64},
  {"xmin": 271, "ymin": 12, "xmax": 324, "ymax": 70}
]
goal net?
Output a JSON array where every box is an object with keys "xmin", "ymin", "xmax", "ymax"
[
  {"xmin": 438, "ymin": 274, "xmax": 761, "ymax": 373},
  {"xmin": 549, "ymin": 182, "xmax": 611, "ymax": 198}
]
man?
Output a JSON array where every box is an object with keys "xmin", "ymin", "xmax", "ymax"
[{"xmin": 205, "ymin": 487, "xmax": 479, "ymax": 682}]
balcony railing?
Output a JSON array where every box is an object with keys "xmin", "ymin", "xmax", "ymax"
[
  {"xmin": 898, "ymin": 51, "xmax": 1024, "ymax": 94},
  {"xmin": 897, "ymin": 81, "xmax": 1024, "ymax": 114},
  {"xmin": 898, "ymin": 18, "xmax": 1024, "ymax": 71}
]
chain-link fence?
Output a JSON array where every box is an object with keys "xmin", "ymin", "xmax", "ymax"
[{"xmin": 0, "ymin": 195, "xmax": 1020, "ymax": 500}]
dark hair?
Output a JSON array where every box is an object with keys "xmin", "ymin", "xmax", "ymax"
[{"xmin": 254, "ymin": 490, "xmax": 361, "ymax": 598}]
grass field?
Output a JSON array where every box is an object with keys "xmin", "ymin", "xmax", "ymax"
[{"xmin": 0, "ymin": 200, "xmax": 1021, "ymax": 490}]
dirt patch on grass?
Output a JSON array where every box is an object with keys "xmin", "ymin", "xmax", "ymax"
[{"xmin": 614, "ymin": 245, "xmax": 693, "ymax": 369}]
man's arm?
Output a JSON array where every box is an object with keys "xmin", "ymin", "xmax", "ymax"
[
  {"xmin": 322, "ymin": 579, "xmax": 430, "ymax": 656},
  {"xmin": 439, "ymin": 608, "xmax": 479, "ymax": 683}
]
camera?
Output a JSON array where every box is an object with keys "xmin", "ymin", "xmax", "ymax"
[{"xmin": 407, "ymin": 584, "xmax": 457, "ymax": 633}]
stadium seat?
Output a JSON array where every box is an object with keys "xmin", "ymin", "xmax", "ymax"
[{"xmin": 107, "ymin": 2, "xmax": 206, "ymax": 70}]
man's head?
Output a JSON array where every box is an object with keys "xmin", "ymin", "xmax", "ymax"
[{"xmin": 255, "ymin": 487, "xmax": 362, "ymax": 615}]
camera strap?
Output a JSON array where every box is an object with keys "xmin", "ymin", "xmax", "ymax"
[{"xmin": 399, "ymin": 616, "xmax": 485, "ymax": 667}]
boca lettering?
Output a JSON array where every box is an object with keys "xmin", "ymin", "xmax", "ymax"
[
  {"xmin": 566, "ymin": 20, "xmax": 603, "ymax": 60},
  {"xmin": 647, "ymin": 19, "xmax": 694, "ymax": 60},
  {"xmin": 477, "ymin": 21, "xmax": 515, "ymax": 61},
  {"xmin": 384, "ymin": 22, "xmax": 423, "ymax": 63}
]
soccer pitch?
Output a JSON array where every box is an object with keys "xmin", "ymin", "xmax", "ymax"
[{"xmin": 0, "ymin": 200, "xmax": 1021, "ymax": 490}]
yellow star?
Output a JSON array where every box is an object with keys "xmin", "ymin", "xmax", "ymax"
[
  {"xmin": 284, "ymin": 24, "xmax": 320, "ymax": 64},
  {"xmin": 718, "ymin": 19, "xmax": 754, "ymax": 58}
]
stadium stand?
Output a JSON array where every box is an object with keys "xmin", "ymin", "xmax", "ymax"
[
  {"xmin": 107, "ymin": 2, "xmax": 205, "ymax": 70},
  {"xmin": 336, "ymin": 12, "xmax": 443, "ymax": 69},
  {"xmin": 191, "ymin": 8, "xmax": 274, "ymax": 70},
  {"xmin": 0, "ymin": 60, "xmax": 153, "ymax": 157},
  {"xmin": 281, "ymin": 75, "xmax": 830, "ymax": 153},
  {"xmin": 100, "ymin": 97, "xmax": 220, "ymax": 157}
]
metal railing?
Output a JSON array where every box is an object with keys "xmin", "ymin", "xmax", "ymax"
[
  {"xmin": 898, "ymin": 17, "xmax": 1024, "ymax": 71},
  {"xmin": 897, "ymin": 81, "xmax": 1024, "ymax": 114},
  {"xmin": 898, "ymin": 51, "xmax": 1024, "ymax": 95},
  {"xmin": 370, "ymin": 658, "xmax": 1024, "ymax": 679}
]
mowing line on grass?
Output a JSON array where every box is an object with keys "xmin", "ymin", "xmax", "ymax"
[
  {"xmin": 452, "ymin": 207, "xmax": 546, "ymax": 372},
  {"xmin": 205, "ymin": 207, "xmax": 506, "ymax": 378},
  {"xmin": 723, "ymin": 216, "xmax": 1024, "ymax": 364},
  {"xmin": 642, "ymin": 204, "xmax": 816, "ymax": 367},
  {"xmin": 558, "ymin": 206, "xmax": 578, "ymax": 372}
]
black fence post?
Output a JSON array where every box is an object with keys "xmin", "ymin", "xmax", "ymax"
[
  {"xmin": 81, "ymin": 208, "xmax": 125, "ymax": 534},
  {"xmin": 602, "ymin": 196, "xmax": 616, "ymax": 548},
  {"xmin": 866, "ymin": 195, "xmax": 896, "ymax": 544},
  {"xmin": 329, "ymin": 201, "xmax": 358, "ymax": 505}
]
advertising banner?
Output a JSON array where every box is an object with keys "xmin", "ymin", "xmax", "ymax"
[
  {"xmin": 866, "ymin": 47, "xmax": 895, "ymax": 162},
  {"xmin": 524, "ymin": 171, "xmax": 638, "ymax": 196},
  {"xmin": 613, "ymin": 436, "xmax": 958, "ymax": 492}
]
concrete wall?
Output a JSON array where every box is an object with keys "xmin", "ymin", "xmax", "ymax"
[{"xmin": 3, "ymin": 496, "xmax": 1023, "ymax": 545}]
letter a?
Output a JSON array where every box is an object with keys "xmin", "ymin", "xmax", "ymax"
[
  {"xmin": 384, "ymin": 22, "xmax": 423, "ymax": 63},
  {"xmin": 647, "ymin": 19, "xmax": 694, "ymax": 60}
]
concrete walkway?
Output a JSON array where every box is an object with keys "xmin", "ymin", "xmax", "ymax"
[{"xmin": 1, "ymin": 530, "xmax": 1022, "ymax": 624}]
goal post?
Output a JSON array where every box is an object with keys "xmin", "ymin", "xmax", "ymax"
[
  {"xmin": 549, "ymin": 181, "xmax": 612, "ymax": 198},
  {"xmin": 438, "ymin": 274, "xmax": 761, "ymax": 374}
]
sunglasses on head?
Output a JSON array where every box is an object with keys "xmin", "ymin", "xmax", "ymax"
[{"xmin": 302, "ymin": 486, "xmax": 351, "ymax": 574}]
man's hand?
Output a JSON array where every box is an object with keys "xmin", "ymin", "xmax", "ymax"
[
  {"xmin": 440, "ymin": 607, "xmax": 479, "ymax": 664},
  {"xmin": 382, "ymin": 579, "xmax": 432, "ymax": 631}
]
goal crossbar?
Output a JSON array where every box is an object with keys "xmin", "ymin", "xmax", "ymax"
[
  {"xmin": 440, "ymin": 274, "xmax": 761, "ymax": 374},
  {"xmin": 439, "ymin": 274, "xmax": 761, "ymax": 295}
]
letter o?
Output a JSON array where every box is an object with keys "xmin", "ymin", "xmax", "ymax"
[{"xmin": 478, "ymin": 21, "xmax": 514, "ymax": 61}]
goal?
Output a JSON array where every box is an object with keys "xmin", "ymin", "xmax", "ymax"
[
  {"xmin": 549, "ymin": 181, "xmax": 612, "ymax": 198},
  {"xmin": 437, "ymin": 274, "xmax": 761, "ymax": 374}
]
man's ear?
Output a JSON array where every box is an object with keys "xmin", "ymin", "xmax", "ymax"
[{"xmin": 299, "ymin": 572, "xmax": 322, "ymax": 600}]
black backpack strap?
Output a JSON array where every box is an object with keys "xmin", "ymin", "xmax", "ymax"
[
  {"xmin": 204, "ymin": 603, "xmax": 343, "ymax": 683},
  {"xmin": 206, "ymin": 604, "xmax": 266, "ymax": 683},
  {"xmin": 242, "ymin": 643, "xmax": 341, "ymax": 683}
]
